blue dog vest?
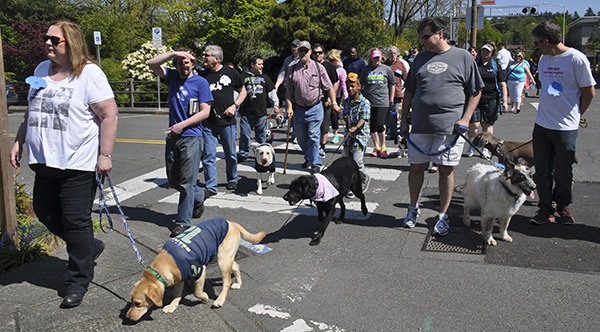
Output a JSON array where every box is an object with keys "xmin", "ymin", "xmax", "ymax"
[{"xmin": 163, "ymin": 218, "xmax": 229, "ymax": 280}]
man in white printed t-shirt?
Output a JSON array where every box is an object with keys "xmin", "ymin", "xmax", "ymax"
[
  {"xmin": 496, "ymin": 42, "xmax": 513, "ymax": 70},
  {"xmin": 529, "ymin": 21, "xmax": 596, "ymax": 226}
]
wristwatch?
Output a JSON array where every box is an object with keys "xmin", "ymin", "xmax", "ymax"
[{"xmin": 99, "ymin": 153, "xmax": 112, "ymax": 159}]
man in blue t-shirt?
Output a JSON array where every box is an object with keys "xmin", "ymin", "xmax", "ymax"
[{"xmin": 148, "ymin": 48, "xmax": 213, "ymax": 238}]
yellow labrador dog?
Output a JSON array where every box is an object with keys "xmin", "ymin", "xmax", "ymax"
[
  {"xmin": 250, "ymin": 142, "xmax": 276, "ymax": 195},
  {"xmin": 126, "ymin": 218, "xmax": 266, "ymax": 321}
]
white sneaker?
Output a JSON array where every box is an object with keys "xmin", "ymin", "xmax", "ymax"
[
  {"xmin": 466, "ymin": 147, "xmax": 474, "ymax": 157},
  {"xmin": 433, "ymin": 214, "xmax": 450, "ymax": 236},
  {"xmin": 319, "ymin": 148, "xmax": 326, "ymax": 158},
  {"xmin": 403, "ymin": 205, "xmax": 420, "ymax": 228},
  {"xmin": 482, "ymin": 148, "xmax": 492, "ymax": 159}
]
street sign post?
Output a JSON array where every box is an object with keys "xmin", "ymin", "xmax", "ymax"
[
  {"xmin": 152, "ymin": 28, "xmax": 162, "ymax": 110},
  {"xmin": 93, "ymin": 31, "xmax": 101, "ymax": 68}
]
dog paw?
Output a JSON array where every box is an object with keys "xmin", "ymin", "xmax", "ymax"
[
  {"xmin": 163, "ymin": 304, "xmax": 178, "ymax": 313},
  {"xmin": 333, "ymin": 218, "xmax": 343, "ymax": 225},
  {"xmin": 231, "ymin": 282, "xmax": 241, "ymax": 289},
  {"xmin": 211, "ymin": 302, "xmax": 223, "ymax": 309},
  {"xmin": 194, "ymin": 291, "xmax": 209, "ymax": 303},
  {"xmin": 309, "ymin": 236, "xmax": 322, "ymax": 246},
  {"xmin": 486, "ymin": 237, "xmax": 497, "ymax": 246},
  {"xmin": 257, "ymin": 189, "xmax": 263, "ymax": 195},
  {"xmin": 501, "ymin": 234, "xmax": 513, "ymax": 243}
]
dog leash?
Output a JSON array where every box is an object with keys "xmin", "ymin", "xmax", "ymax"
[
  {"xmin": 322, "ymin": 131, "xmax": 351, "ymax": 168},
  {"xmin": 96, "ymin": 174, "xmax": 146, "ymax": 268}
]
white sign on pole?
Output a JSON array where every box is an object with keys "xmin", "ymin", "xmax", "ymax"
[
  {"xmin": 152, "ymin": 27, "xmax": 162, "ymax": 41},
  {"xmin": 93, "ymin": 31, "xmax": 101, "ymax": 45}
]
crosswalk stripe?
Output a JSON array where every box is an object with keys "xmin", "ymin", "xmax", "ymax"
[
  {"xmin": 530, "ymin": 102, "xmax": 539, "ymax": 110},
  {"xmin": 158, "ymin": 191, "xmax": 378, "ymax": 220},
  {"xmin": 236, "ymin": 163, "xmax": 401, "ymax": 181},
  {"xmin": 95, "ymin": 167, "xmax": 167, "ymax": 204}
]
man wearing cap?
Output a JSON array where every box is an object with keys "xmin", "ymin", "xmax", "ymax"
[
  {"xmin": 399, "ymin": 17, "xmax": 483, "ymax": 237},
  {"xmin": 275, "ymin": 39, "xmax": 301, "ymax": 93},
  {"xmin": 359, "ymin": 48, "xmax": 395, "ymax": 159},
  {"xmin": 285, "ymin": 40, "xmax": 340, "ymax": 172}
]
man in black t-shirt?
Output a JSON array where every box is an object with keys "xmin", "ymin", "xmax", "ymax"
[
  {"xmin": 238, "ymin": 54, "xmax": 280, "ymax": 161},
  {"xmin": 199, "ymin": 45, "xmax": 247, "ymax": 194}
]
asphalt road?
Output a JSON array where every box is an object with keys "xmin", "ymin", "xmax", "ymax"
[{"xmin": 4, "ymin": 90, "xmax": 600, "ymax": 331}]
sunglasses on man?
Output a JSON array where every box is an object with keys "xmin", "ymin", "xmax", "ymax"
[{"xmin": 44, "ymin": 35, "xmax": 66, "ymax": 46}]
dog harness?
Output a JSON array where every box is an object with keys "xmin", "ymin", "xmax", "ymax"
[
  {"xmin": 311, "ymin": 173, "xmax": 339, "ymax": 202},
  {"xmin": 163, "ymin": 218, "xmax": 229, "ymax": 280}
]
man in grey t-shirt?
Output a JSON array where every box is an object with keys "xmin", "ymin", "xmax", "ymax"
[{"xmin": 399, "ymin": 17, "xmax": 483, "ymax": 236}]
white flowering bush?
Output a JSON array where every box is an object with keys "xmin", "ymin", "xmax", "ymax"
[{"xmin": 122, "ymin": 41, "xmax": 172, "ymax": 81}]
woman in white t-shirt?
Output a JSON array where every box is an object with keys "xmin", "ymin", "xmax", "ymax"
[{"xmin": 10, "ymin": 20, "xmax": 118, "ymax": 309}]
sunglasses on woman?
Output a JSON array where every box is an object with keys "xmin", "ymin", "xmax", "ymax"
[{"xmin": 44, "ymin": 35, "xmax": 66, "ymax": 46}]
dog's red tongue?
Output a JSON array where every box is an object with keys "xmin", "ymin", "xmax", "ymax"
[{"xmin": 530, "ymin": 191, "xmax": 535, "ymax": 199}]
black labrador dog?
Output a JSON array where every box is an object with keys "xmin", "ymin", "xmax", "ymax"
[{"xmin": 283, "ymin": 157, "xmax": 368, "ymax": 246}]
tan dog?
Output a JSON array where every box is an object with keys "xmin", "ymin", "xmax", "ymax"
[
  {"xmin": 126, "ymin": 219, "xmax": 266, "ymax": 321},
  {"xmin": 472, "ymin": 132, "xmax": 534, "ymax": 167}
]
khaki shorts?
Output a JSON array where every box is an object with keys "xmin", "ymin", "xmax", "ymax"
[{"xmin": 407, "ymin": 133, "xmax": 465, "ymax": 166}]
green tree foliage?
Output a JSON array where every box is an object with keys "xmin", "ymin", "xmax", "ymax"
[
  {"xmin": 584, "ymin": 7, "xmax": 596, "ymax": 17},
  {"xmin": 267, "ymin": 0, "xmax": 386, "ymax": 55},
  {"xmin": 200, "ymin": 0, "xmax": 276, "ymax": 64}
]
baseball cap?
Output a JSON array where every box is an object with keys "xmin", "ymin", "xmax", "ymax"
[
  {"xmin": 347, "ymin": 72, "xmax": 359, "ymax": 82},
  {"xmin": 371, "ymin": 49, "xmax": 382, "ymax": 58},
  {"xmin": 291, "ymin": 39, "xmax": 301, "ymax": 47},
  {"xmin": 297, "ymin": 40, "xmax": 311, "ymax": 50}
]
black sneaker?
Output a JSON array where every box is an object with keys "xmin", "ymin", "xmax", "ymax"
[
  {"xmin": 193, "ymin": 201, "xmax": 205, "ymax": 218},
  {"xmin": 301, "ymin": 161, "xmax": 310, "ymax": 169},
  {"xmin": 92, "ymin": 239, "xmax": 105, "ymax": 261},
  {"xmin": 530, "ymin": 207, "xmax": 555, "ymax": 225},
  {"xmin": 311, "ymin": 165, "xmax": 322, "ymax": 173},
  {"xmin": 204, "ymin": 188, "xmax": 217, "ymax": 198},
  {"xmin": 170, "ymin": 224, "xmax": 190, "ymax": 237},
  {"xmin": 557, "ymin": 206, "xmax": 575, "ymax": 224},
  {"xmin": 226, "ymin": 182, "xmax": 237, "ymax": 191},
  {"xmin": 237, "ymin": 154, "xmax": 248, "ymax": 162}
]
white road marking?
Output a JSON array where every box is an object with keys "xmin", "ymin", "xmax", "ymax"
[
  {"xmin": 280, "ymin": 319, "xmax": 312, "ymax": 332},
  {"xmin": 239, "ymin": 239, "xmax": 271, "ymax": 254},
  {"xmin": 95, "ymin": 167, "xmax": 167, "ymax": 204},
  {"xmin": 531, "ymin": 102, "xmax": 539, "ymax": 110},
  {"xmin": 159, "ymin": 191, "xmax": 378, "ymax": 219},
  {"xmin": 247, "ymin": 304, "xmax": 291, "ymax": 319},
  {"xmin": 237, "ymin": 163, "xmax": 401, "ymax": 181}
]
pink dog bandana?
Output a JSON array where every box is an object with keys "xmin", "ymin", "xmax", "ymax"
[{"xmin": 311, "ymin": 173, "xmax": 339, "ymax": 202}]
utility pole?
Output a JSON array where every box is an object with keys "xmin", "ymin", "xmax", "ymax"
[
  {"xmin": 470, "ymin": 0, "xmax": 478, "ymax": 49},
  {"xmin": 0, "ymin": 32, "xmax": 18, "ymax": 244}
]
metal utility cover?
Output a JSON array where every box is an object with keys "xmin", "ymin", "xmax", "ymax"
[{"xmin": 423, "ymin": 227, "xmax": 485, "ymax": 255}]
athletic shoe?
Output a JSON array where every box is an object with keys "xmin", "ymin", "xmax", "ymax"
[
  {"xmin": 331, "ymin": 135, "xmax": 340, "ymax": 144},
  {"xmin": 204, "ymin": 188, "xmax": 217, "ymax": 198},
  {"xmin": 170, "ymin": 224, "xmax": 190, "ymax": 238},
  {"xmin": 301, "ymin": 161, "xmax": 310, "ymax": 169},
  {"xmin": 379, "ymin": 147, "xmax": 389, "ymax": 159},
  {"xmin": 428, "ymin": 165, "xmax": 438, "ymax": 173},
  {"xmin": 319, "ymin": 148, "xmax": 326, "ymax": 159},
  {"xmin": 530, "ymin": 207, "xmax": 556, "ymax": 225},
  {"xmin": 482, "ymin": 148, "xmax": 492, "ymax": 159},
  {"xmin": 311, "ymin": 165, "xmax": 323, "ymax": 173},
  {"xmin": 361, "ymin": 174, "xmax": 371, "ymax": 192},
  {"xmin": 403, "ymin": 205, "xmax": 420, "ymax": 228},
  {"xmin": 193, "ymin": 200, "xmax": 205, "ymax": 218},
  {"xmin": 370, "ymin": 148, "xmax": 381, "ymax": 157},
  {"xmin": 226, "ymin": 182, "xmax": 237, "ymax": 191},
  {"xmin": 557, "ymin": 206, "xmax": 574, "ymax": 224},
  {"xmin": 466, "ymin": 147, "xmax": 474, "ymax": 157},
  {"xmin": 433, "ymin": 214, "xmax": 450, "ymax": 236}
]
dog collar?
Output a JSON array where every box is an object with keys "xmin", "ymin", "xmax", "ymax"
[
  {"xmin": 146, "ymin": 266, "xmax": 168, "ymax": 287},
  {"xmin": 501, "ymin": 181, "xmax": 519, "ymax": 200}
]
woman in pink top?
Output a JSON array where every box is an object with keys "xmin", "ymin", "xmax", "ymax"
[{"xmin": 327, "ymin": 49, "xmax": 348, "ymax": 144}]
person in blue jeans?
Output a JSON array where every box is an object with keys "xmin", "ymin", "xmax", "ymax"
[
  {"xmin": 148, "ymin": 48, "xmax": 213, "ymax": 237},
  {"xmin": 285, "ymin": 40, "xmax": 340, "ymax": 173},
  {"xmin": 238, "ymin": 54, "xmax": 280, "ymax": 161},
  {"xmin": 199, "ymin": 45, "xmax": 247, "ymax": 194}
]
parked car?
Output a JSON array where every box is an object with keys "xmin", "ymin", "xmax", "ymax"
[{"xmin": 5, "ymin": 81, "xmax": 18, "ymax": 106}]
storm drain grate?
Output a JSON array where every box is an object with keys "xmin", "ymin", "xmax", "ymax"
[{"xmin": 422, "ymin": 227, "xmax": 485, "ymax": 255}]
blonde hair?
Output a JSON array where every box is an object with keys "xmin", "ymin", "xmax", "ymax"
[
  {"xmin": 51, "ymin": 20, "xmax": 95, "ymax": 78},
  {"xmin": 328, "ymin": 49, "xmax": 342, "ymax": 63}
]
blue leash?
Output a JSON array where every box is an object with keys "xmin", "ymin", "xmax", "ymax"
[
  {"xmin": 96, "ymin": 174, "xmax": 146, "ymax": 267},
  {"xmin": 403, "ymin": 124, "xmax": 505, "ymax": 169}
]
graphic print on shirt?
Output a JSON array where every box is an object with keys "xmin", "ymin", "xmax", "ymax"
[
  {"xmin": 366, "ymin": 71, "xmax": 386, "ymax": 84},
  {"xmin": 245, "ymin": 76, "xmax": 266, "ymax": 100},
  {"xmin": 27, "ymin": 86, "xmax": 74, "ymax": 131},
  {"xmin": 210, "ymin": 75, "xmax": 232, "ymax": 91},
  {"xmin": 427, "ymin": 62, "xmax": 448, "ymax": 74},
  {"xmin": 177, "ymin": 85, "xmax": 189, "ymax": 102}
]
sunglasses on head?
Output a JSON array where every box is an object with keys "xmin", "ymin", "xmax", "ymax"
[{"xmin": 44, "ymin": 35, "xmax": 66, "ymax": 46}]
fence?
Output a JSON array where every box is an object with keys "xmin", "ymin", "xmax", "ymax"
[{"xmin": 110, "ymin": 79, "xmax": 169, "ymax": 108}]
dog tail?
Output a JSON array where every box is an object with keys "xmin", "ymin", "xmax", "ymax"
[{"xmin": 230, "ymin": 222, "xmax": 267, "ymax": 244}]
